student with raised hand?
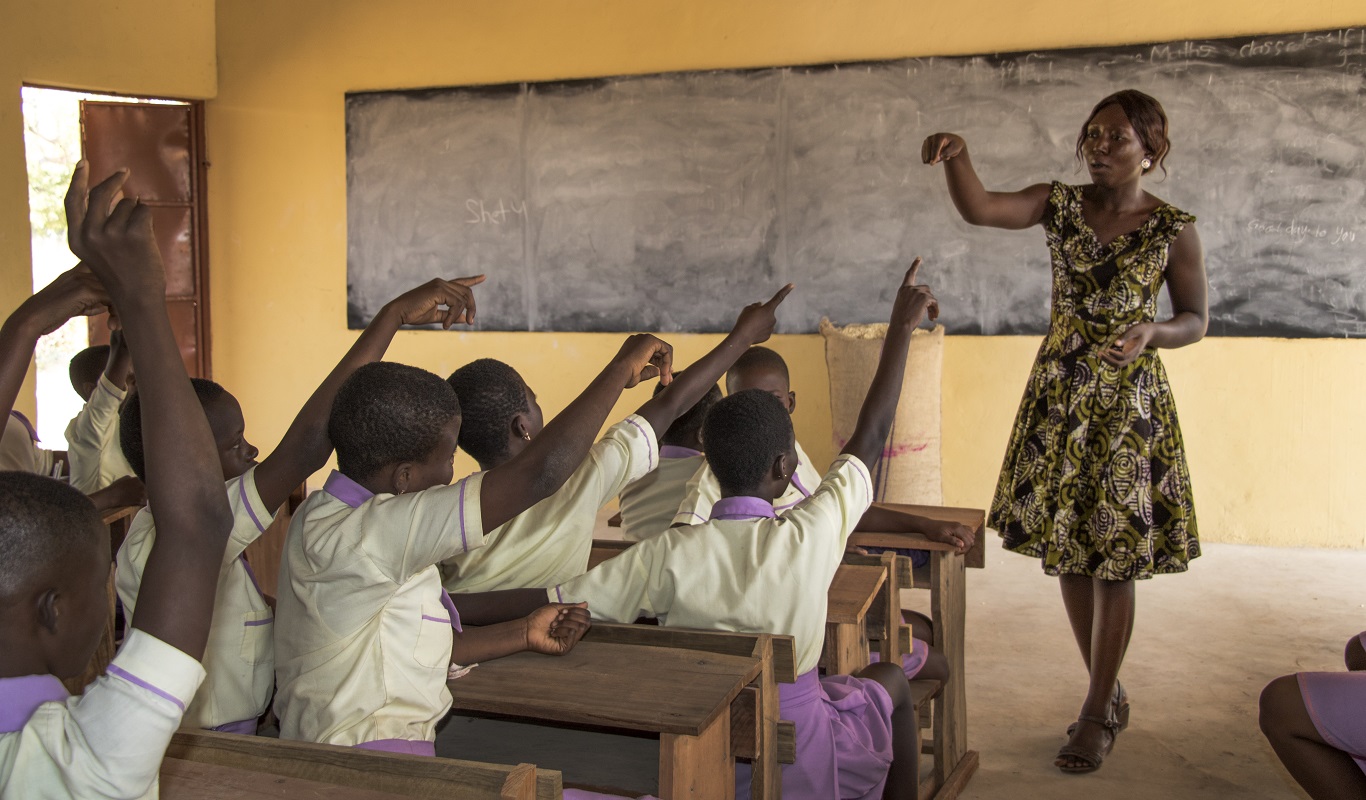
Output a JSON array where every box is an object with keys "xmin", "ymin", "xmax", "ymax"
[
  {"xmin": 616, "ymin": 372, "xmax": 721, "ymax": 542},
  {"xmin": 113, "ymin": 274, "xmax": 484, "ymax": 735},
  {"xmin": 64, "ymin": 330, "xmax": 137, "ymax": 495},
  {"xmin": 0, "ymin": 163, "xmax": 232, "ymax": 798},
  {"xmin": 924, "ymin": 89, "xmax": 1206, "ymax": 773},
  {"xmin": 441, "ymin": 285, "xmax": 793, "ymax": 593},
  {"xmin": 273, "ymin": 325, "xmax": 673, "ymax": 755},
  {"xmin": 550, "ymin": 262, "xmax": 940, "ymax": 800}
]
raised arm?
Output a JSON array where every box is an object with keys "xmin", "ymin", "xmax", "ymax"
[
  {"xmin": 841, "ymin": 259, "xmax": 938, "ymax": 469},
  {"xmin": 1101, "ymin": 224, "xmax": 1208, "ymax": 367},
  {"xmin": 634, "ymin": 284, "xmax": 792, "ymax": 435},
  {"xmin": 102, "ymin": 328, "xmax": 133, "ymax": 390},
  {"xmin": 66, "ymin": 164, "xmax": 232, "ymax": 659},
  {"xmin": 922, "ymin": 133, "xmax": 1050, "ymax": 230},
  {"xmin": 478, "ymin": 334, "xmax": 673, "ymax": 531},
  {"xmin": 0, "ymin": 265, "xmax": 109, "ymax": 422},
  {"xmin": 253, "ymin": 276, "xmax": 483, "ymax": 511}
]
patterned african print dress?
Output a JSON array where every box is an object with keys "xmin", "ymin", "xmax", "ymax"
[{"xmin": 989, "ymin": 182, "xmax": 1200, "ymax": 581}]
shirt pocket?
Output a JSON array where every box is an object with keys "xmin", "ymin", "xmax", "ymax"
[
  {"xmin": 413, "ymin": 603, "xmax": 454, "ymax": 669},
  {"xmin": 240, "ymin": 610, "xmax": 274, "ymax": 666}
]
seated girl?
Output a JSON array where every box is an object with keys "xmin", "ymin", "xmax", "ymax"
[{"xmin": 550, "ymin": 262, "xmax": 942, "ymax": 799}]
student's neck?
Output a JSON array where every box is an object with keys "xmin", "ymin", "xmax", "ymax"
[
  {"xmin": 718, "ymin": 488, "xmax": 776, "ymax": 502},
  {"xmin": 0, "ymin": 623, "xmax": 52, "ymax": 677}
]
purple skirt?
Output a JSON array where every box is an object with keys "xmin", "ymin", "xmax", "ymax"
[
  {"xmin": 1298, "ymin": 632, "xmax": 1366, "ymax": 777},
  {"xmin": 735, "ymin": 669, "xmax": 894, "ymax": 800},
  {"xmin": 867, "ymin": 637, "xmax": 931, "ymax": 679}
]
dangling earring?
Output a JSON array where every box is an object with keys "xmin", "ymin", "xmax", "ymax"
[
  {"xmin": 521, "ymin": 431, "xmax": 531, "ymax": 441},
  {"xmin": 1141, "ymin": 157, "xmax": 1152, "ymax": 171}
]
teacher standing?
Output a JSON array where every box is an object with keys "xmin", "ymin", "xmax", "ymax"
[{"xmin": 922, "ymin": 89, "xmax": 1207, "ymax": 774}]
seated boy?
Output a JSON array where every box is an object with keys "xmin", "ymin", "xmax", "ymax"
[
  {"xmin": 0, "ymin": 164, "xmax": 233, "ymax": 798},
  {"xmin": 550, "ymin": 262, "xmax": 941, "ymax": 799},
  {"xmin": 64, "ymin": 331, "xmax": 136, "ymax": 494},
  {"xmin": 616, "ymin": 374, "xmax": 720, "ymax": 542},
  {"xmin": 115, "ymin": 275, "xmax": 487, "ymax": 734},
  {"xmin": 439, "ymin": 286, "xmax": 792, "ymax": 592},
  {"xmin": 273, "ymin": 329, "xmax": 675, "ymax": 753}
]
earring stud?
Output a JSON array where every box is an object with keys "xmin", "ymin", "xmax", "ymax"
[{"xmin": 1141, "ymin": 157, "xmax": 1152, "ymax": 170}]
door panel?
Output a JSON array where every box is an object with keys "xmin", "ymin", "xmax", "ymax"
[{"xmin": 81, "ymin": 101, "xmax": 209, "ymax": 378}]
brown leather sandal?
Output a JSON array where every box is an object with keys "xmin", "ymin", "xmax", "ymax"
[{"xmin": 1056, "ymin": 714, "xmax": 1120, "ymax": 774}]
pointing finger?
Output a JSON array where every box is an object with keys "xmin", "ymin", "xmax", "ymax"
[
  {"xmin": 765, "ymin": 283, "xmax": 794, "ymax": 308},
  {"xmin": 453, "ymin": 274, "xmax": 486, "ymax": 287},
  {"xmin": 904, "ymin": 257, "xmax": 923, "ymax": 286}
]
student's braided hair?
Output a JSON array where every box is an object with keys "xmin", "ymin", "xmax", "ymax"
[
  {"xmin": 120, "ymin": 378, "xmax": 228, "ymax": 483},
  {"xmin": 330, "ymin": 362, "xmax": 460, "ymax": 481},
  {"xmin": 445, "ymin": 359, "xmax": 529, "ymax": 467},
  {"xmin": 0, "ymin": 472, "xmax": 102, "ymax": 597},
  {"xmin": 701, "ymin": 389, "xmax": 793, "ymax": 496}
]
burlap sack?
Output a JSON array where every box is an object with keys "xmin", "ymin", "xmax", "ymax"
[{"xmin": 820, "ymin": 319, "xmax": 943, "ymax": 504}]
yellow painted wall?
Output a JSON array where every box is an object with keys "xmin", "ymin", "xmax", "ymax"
[
  {"xmin": 0, "ymin": 0, "xmax": 217, "ymax": 415},
  {"xmin": 210, "ymin": 0, "xmax": 1366, "ymax": 548}
]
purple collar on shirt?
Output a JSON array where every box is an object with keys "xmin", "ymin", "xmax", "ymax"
[
  {"xmin": 789, "ymin": 466, "xmax": 812, "ymax": 498},
  {"xmin": 0, "ymin": 674, "xmax": 69, "ymax": 733},
  {"xmin": 8, "ymin": 411, "xmax": 39, "ymax": 443},
  {"xmin": 324, "ymin": 470, "xmax": 463, "ymax": 632},
  {"xmin": 710, "ymin": 496, "xmax": 776, "ymax": 521},
  {"xmin": 659, "ymin": 445, "xmax": 701, "ymax": 460},
  {"xmin": 323, "ymin": 470, "xmax": 375, "ymax": 509}
]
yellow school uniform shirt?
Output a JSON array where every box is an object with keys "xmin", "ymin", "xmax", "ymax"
[
  {"xmin": 115, "ymin": 466, "xmax": 276, "ymax": 731},
  {"xmin": 274, "ymin": 470, "xmax": 486, "ymax": 747},
  {"xmin": 439, "ymin": 415, "xmax": 657, "ymax": 592},
  {"xmin": 618, "ymin": 446, "xmax": 704, "ymax": 542},
  {"xmin": 64, "ymin": 374, "xmax": 134, "ymax": 493},
  {"xmin": 0, "ymin": 412, "xmax": 55, "ymax": 477},
  {"xmin": 671, "ymin": 438, "xmax": 823, "ymax": 527},
  {"xmin": 553, "ymin": 455, "xmax": 873, "ymax": 675},
  {"xmin": 0, "ymin": 629, "xmax": 206, "ymax": 800}
]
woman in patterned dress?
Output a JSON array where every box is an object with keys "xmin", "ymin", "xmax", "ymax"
[{"xmin": 922, "ymin": 90, "xmax": 1208, "ymax": 772}]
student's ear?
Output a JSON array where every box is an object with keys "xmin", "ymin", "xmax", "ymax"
[
  {"xmin": 510, "ymin": 413, "xmax": 533, "ymax": 443},
  {"xmin": 391, "ymin": 463, "xmax": 415, "ymax": 495},
  {"xmin": 787, "ymin": 390, "xmax": 797, "ymax": 415},
  {"xmin": 36, "ymin": 589, "xmax": 60, "ymax": 635},
  {"xmin": 770, "ymin": 451, "xmax": 792, "ymax": 484}
]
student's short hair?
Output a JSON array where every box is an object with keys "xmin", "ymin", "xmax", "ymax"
[
  {"xmin": 1076, "ymin": 89, "xmax": 1171, "ymax": 177},
  {"xmin": 727, "ymin": 346, "xmax": 790, "ymax": 387},
  {"xmin": 0, "ymin": 472, "xmax": 102, "ymax": 597},
  {"xmin": 120, "ymin": 378, "xmax": 228, "ymax": 483},
  {"xmin": 445, "ymin": 359, "xmax": 528, "ymax": 466},
  {"xmin": 653, "ymin": 371, "xmax": 722, "ymax": 448},
  {"xmin": 331, "ymin": 362, "xmax": 460, "ymax": 481},
  {"xmin": 68, "ymin": 345, "xmax": 110, "ymax": 395},
  {"xmin": 702, "ymin": 389, "xmax": 793, "ymax": 495}
]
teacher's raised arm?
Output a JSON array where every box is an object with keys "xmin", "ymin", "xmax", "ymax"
[{"xmin": 921, "ymin": 131, "xmax": 1050, "ymax": 230}]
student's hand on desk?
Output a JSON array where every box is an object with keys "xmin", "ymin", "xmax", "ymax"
[
  {"xmin": 65, "ymin": 164, "xmax": 167, "ymax": 303},
  {"xmin": 524, "ymin": 603, "xmax": 592, "ymax": 656},
  {"xmin": 15, "ymin": 263, "xmax": 112, "ymax": 336},
  {"xmin": 615, "ymin": 334, "xmax": 674, "ymax": 388},
  {"xmin": 383, "ymin": 275, "xmax": 486, "ymax": 329},
  {"xmin": 889, "ymin": 258, "xmax": 938, "ymax": 330},
  {"xmin": 731, "ymin": 283, "xmax": 794, "ymax": 345},
  {"xmin": 920, "ymin": 520, "xmax": 975, "ymax": 554}
]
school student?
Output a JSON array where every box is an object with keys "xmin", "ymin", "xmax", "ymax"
[
  {"xmin": 671, "ymin": 346, "xmax": 975, "ymax": 558},
  {"xmin": 272, "ymin": 321, "xmax": 675, "ymax": 753},
  {"xmin": 0, "ymin": 410, "xmax": 61, "ymax": 477},
  {"xmin": 616, "ymin": 374, "xmax": 720, "ymax": 542},
  {"xmin": 114, "ymin": 275, "xmax": 487, "ymax": 734},
  {"xmin": 0, "ymin": 164, "xmax": 233, "ymax": 798},
  {"xmin": 440, "ymin": 287, "xmax": 791, "ymax": 592},
  {"xmin": 550, "ymin": 262, "xmax": 941, "ymax": 800},
  {"xmin": 1260, "ymin": 632, "xmax": 1366, "ymax": 799},
  {"xmin": 64, "ymin": 332, "xmax": 136, "ymax": 494}
]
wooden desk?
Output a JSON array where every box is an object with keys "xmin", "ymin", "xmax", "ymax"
[
  {"xmin": 822, "ymin": 564, "xmax": 886, "ymax": 675},
  {"xmin": 849, "ymin": 501, "xmax": 986, "ymax": 797},
  {"xmin": 166, "ymin": 730, "xmax": 553, "ymax": 799},
  {"xmin": 450, "ymin": 641, "xmax": 760, "ymax": 799}
]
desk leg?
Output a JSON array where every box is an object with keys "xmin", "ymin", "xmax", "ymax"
[
  {"xmin": 749, "ymin": 636, "xmax": 780, "ymax": 800},
  {"xmin": 930, "ymin": 552, "xmax": 967, "ymax": 786},
  {"xmin": 825, "ymin": 621, "xmax": 867, "ymax": 676},
  {"xmin": 660, "ymin": 713, "xmax": 733, "ymax": 800}
]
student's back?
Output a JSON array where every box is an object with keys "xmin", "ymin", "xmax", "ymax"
[{"xmin": 618, "ymin": 376, "xmax": 719, "ymax": 542}]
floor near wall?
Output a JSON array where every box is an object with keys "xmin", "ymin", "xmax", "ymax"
[{"xmin": 437, "ymin": 540, "xmax": 1365, "ymax": 799}]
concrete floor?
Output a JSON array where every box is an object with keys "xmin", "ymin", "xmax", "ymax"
[{"xmin": 439, "ymin": 542, "xmax": 1366, "ymax": 799}]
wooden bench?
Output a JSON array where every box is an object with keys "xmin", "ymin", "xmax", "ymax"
[
  {"xmin": 165, "ymin": 730, "xmax": 557, "ymax": 799},
  {"xmin": 847, "ymin": 502, "xmax": 986, "ymax": 800},
  {"xmin": 449, "ymin": 640, "xmax": 759, "ymax": 800}
]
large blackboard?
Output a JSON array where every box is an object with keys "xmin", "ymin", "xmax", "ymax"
[{"xmin": 346, "ymin": 28, "xmax": 1366, "ymax": 337}]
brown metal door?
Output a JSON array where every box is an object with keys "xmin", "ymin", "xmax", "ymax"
[{"xmin": 80, "ymin": 101, "xmax": 210, "ymax": 379}]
